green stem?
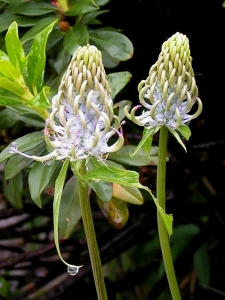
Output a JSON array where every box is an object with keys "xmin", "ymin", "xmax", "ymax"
[
  {"xmin": 156, "ymin": 126, "xmax": 181, "ymax": 300},
  {"xmin": 78, "ymin": 160, "xmax": 108, "ymax": 300}
]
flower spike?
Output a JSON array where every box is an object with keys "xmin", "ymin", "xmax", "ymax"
[
  {"xmin": 126, "ymin": 32, "xmax": 202, "ymax": 132},
  {"xmin": 10, "ymin": 45, "xmax": 124, "ymax": 163}
]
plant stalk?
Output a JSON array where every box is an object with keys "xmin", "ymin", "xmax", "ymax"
[
  {"xmin": 78, "ymin": 160, "xmax": 108, "ymax": 300},
  {"xmin": 156, "ymin": 126, "xmax": 181, "ymax": 300}
]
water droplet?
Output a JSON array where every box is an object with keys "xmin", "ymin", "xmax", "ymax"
[
  {"xmin": 67, "ymin": 265, "xmax": 80, "ymax": 276},
  {"xmin": 43, "ymin": 159, "xmax": 54, "ymax": 165}
]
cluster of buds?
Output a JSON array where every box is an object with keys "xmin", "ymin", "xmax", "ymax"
[
  {"xmin": 125, "ymin": 32, "xmax": 202, "ymax": 131},
  {"xmin": 10, "ymin": 45, "xmax": 124, "ymax": 162}
]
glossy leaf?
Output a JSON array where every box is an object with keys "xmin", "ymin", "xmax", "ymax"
[
  {"xmin": 59, "ymin": 176, "xmax": 82, "ymax": 239},
  {"xmin": 21, "ymin": 17, "xmax": 59, "ymax": 44},
  {"xmin": 101, "ymin": 50, "xmax": 119, "ymax": 68},
  {"xmin": 63, "ymin": 25, "xmax": 89, "ymax": 55},
  {"xmin": 66, "ymin": 0, "xmax": 99, "ymax": 17},
  {"xmin": 107, "ymin": 72, "xmax": 132, "ymax": 99},
  {"xmin": 0, "ymin": 107, "xmax": 19, "ymax": 130},
  {"xmin": 81, "ymin": 9, "xmax": 109, "ymax": 24},
  {"xmin": 176, "ymin": 125, "xmax": 191, "ymax": 140},
  {"xmin": 15, "ymin": 2, "xmax": 57, "ymax": 16},
  {"xmin": 5, "ymin": 21, "xmax": 26, "ymax": 74},
  {"xmin": 97, "ymin": 197, "xmax": 129, "ymax": 229},
  {"xmin": 28, "ymin": 160, "xmax": 60, "ymax": 208},
  {"xmin": 89, "ymin": 28, "xmax": 134, "ymax": 61},
  {"xmin": 113, "ymin": 183, "xmax": 143, "ymax": 205},
  {"xmin": 0, "ymin": 12, "xmax": 37, "ymax": 33},
  {"xmin": 0, "ymin": 60, "xmax": 26, "ymax": 86},
  {"xmin": 0, "ymin": 50, "xmax": 9, "ymax": 61},
  {"xmin": 108, "ymin": 145, "xmax": 159, "ymax": 166},
  {"xmin": 26, "ymin": 21, "xmax": 57, "ymax": 94},
  {"xmin": 0, "ymin": 131, "xmax": 44, "ymax": 163},
  {"xmin": 17, "ymin": 112, "xmax": 45, "ymax": 128},
  {"xmin": 3, "ymin": 172, "xmax": 23, "ymax": 209},
  {"xmin": 4, "ymin": 142, "xmax": 45, "ymax": 180},
  {"xmin": 0, "ymin": 89, "xmax": 26, "ymax": 106},
  {"xmin": 26, "ymin": 86, "xmax": 51, "ymax": 109},
  {"xmin": 0, "ymin": 78, "xmax": 33, "ymax": 101},
  {"xmin": 94, "ymin": 0, "xmax": 111, "ymax": 6}
]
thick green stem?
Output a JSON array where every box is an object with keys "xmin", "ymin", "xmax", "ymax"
[
  {"xmin": 78, "ymin": 160, "xmax": 108, "ymax": 300},
  {"xmin": 156, "ymin": 126, "xmax": 181, "ymax": 300}
]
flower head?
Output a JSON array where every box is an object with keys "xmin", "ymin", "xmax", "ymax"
[
  {"xmin": 10, "ymin": 45, "xmax": 124, "ymax": 162},
  {"xmin": 125, "ymin": 32, "xmax": 202, "ymax": 131}
]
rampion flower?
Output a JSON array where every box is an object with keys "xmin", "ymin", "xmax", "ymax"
[
  {"xmin": 10, "ymin": 45, "xmax": 124, "ymax": 162},
  {"xmin": 125, "ymin": 32, "xmax": 202, "ymax": 131}
]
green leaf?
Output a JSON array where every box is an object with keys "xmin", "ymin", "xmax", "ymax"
[
  {"xmin": 15, "ymin": 2, "xmax": 57, "ymax": 15},
  {"xmin": 0, "ymin": 131, "xmax": 44, "ymax": 163},
  {"xmin": 0, "ymin": 12, "xmax": 38, "ymax": 33},
  {"xmin": 94, "ymin": 0, "xmax": 111, "ymax": 6},
  {"xmin": 108, "ymin": 145, "xmax": 159, "ymax": 166},
  {"xmin": 63, "ymin": 25, "xmax": 89, "ymax": 55},
  {"xmin": 107, "ymin": 71, "xmax": 132, "ymax": 99},
  {"xmin": 26, "ymin": 20, "xmax": 57, "ymax": 94},
  {"xmin": 0, "ymin": 89, "xmax": 25, "ymax": 106},
  {"xmin": 53, "ymin": 159, "xmax": 79, "ymax": 267},
  {"xmin": 169, "ymin": 129, "xmax": 187, "ymax": 152},
  {"xmin": 17, "ymin": 112, "xmax": 45, "ymax": 128},
  {"xmin": 26, "ymin": 86, "xmax": 51, "ymax": 109},
  {"xmin": 176, "ymin": 125, "xmax": 191, "ymax": 140},
  {"xmin": 0, "ymin": 60, "xmax": 25, "ymax": 86},
  {"xmin": 89, "ymin": 28, "xmax": 134, "ymax": 61},
  {"xmin": 81, "ymin": 9, "xmax": 109, "ymax": 24},
  {"xmin": 0, "ymin": 276, "xmax": 9, "ymax": 298},
  {"xmin": 4, "ymin": 141, "xmax": 45, "ymax": 180},
  {"xmin": 5, "ymin": 21, "xmax": 26, "ymax": 74},
  {"xmin": 87, "ymin": 157, "xmax": 113, "ymax": 202},
  {"xmin": 28, "ymin": 160, "xmax": 60, "ymax": 208},
  {"xmin": 59, "ymin": 176, "xmax": 82, "ymax": 239},
  {"xmin": 3, "ymin": 172, "xmax": 23, "ymax": 209},
  {"xmin": 83, "ymin": 165, "xmax": 173, "ymax": 236},
  {"xmin": 0, "ymin": 50, "xmax": 9, "ymax": 61},
  {"xmin": 194, "ymin": 242, "xmax": 210, "ymax": 286},
  {"xmin": 66, "ymin": 0, "xmax": 99, "ymax": 16},
  {"xmin": 0, "ymin": 78, "xmax": 33, "ymax": 101},
  {"xmin": 21, "ymin": 16, "xmax": 59, "ymax": 44},
  {"xmin": 131, "ymin": 127, "xmax": 160, "ymax": 157},
  {"xmin": 0, "ymin": 107, "xmax": 19, "ymax": 130},
  {"xmin": 101, "ymin": 50, "xmax": 119, "ymax": 68}
]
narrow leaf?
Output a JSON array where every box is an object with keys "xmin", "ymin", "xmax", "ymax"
[
  {"xmin": 113, "ymin": 183, "xmax": 143, "ymax": 205},
  {"xmin": 0, "ymin": 78, "xmax": 33, "ymax": 100},
  {"xmin": 15, "ymin": 2, "xmax": 57, "ymax": 16},
  {"xmin": 3, "ymin": 172, "xmax": 23, "ymax": 209},
  {"xmin": 0, "ymin": 131, "xmax": 44, "ymax": 163},
  {"xmin": 5, "ymin": 21, "xmax": 26, "ymax": 73},
  {"xmin": 169, "ymin": 129, "xmax": 187, "ymax": 152},
  {"xmin": 53, "ymin": 159, "xmax": 82, "ymax": 268},
  {"xmin": 176, "ymin": 125, "xmax": 191, "ymax": 141},
  {"xmin": 26, "ymin": 86, "xmax": 51, "ymax": 109},
  {"xmin": 59, "ymin": 176, "xmax": 82, "ymax": 239},
  {"xmin": 26, "ymin": 21, "xmax": 57, "ymax": 94}
]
